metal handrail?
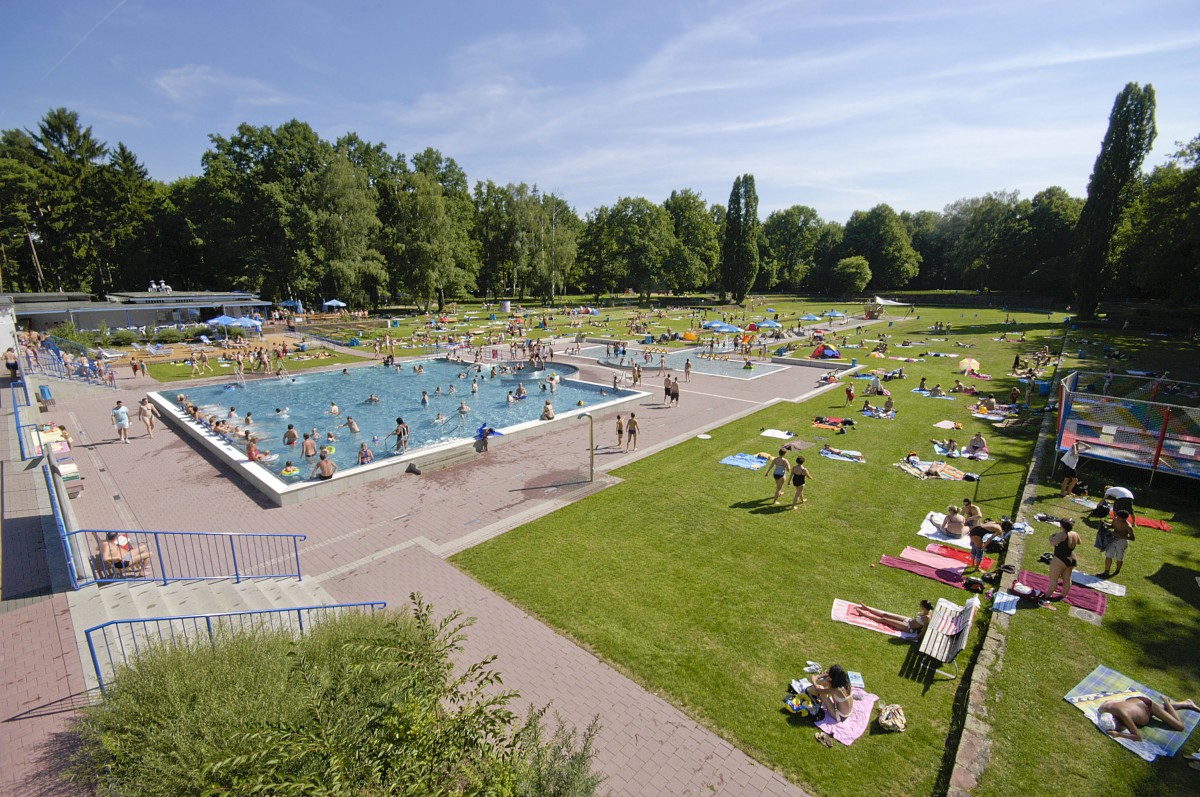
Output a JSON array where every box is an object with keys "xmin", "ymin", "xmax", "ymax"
[
  {"xmin": 12, "ymin": 394, "xmax": 44, "ymax": 461},
  {"xmin": 68, "ymin": 528, "xmax": 307, "ymax": 587},
  {"xmin": 42, "ymin": 465, "xmax": 79, "ymax": 588},
  {"xmin": 85, "ymin": 601, "xmax": 387, "ymax": 691}
]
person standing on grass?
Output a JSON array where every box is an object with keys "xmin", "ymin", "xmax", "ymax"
[
  {"xmin": 1100, "ymin": 510, "xmax": 1135, "ymax": 578},
  {"xmin": 1046, "ymin": 519, "xmax": 1080, "ymax": 600},
  {"xmin": 789, "ymin": 456, "xmax": 812, "ymax": 509},
  {"xmin": 844, "ymin": 382, "xmax": 855, "ymax": 407},
  {"xmin": 765, "ymin": 448, "xmax": 790, "ymax": 505},
  {"xmin": 111, "ymin": 400, "xmax": 131, "ymax": 444},
  {"xmin": 625, "ymin": 413, "xmax": 640, "ymax": 452},
  {"xmin": 1060, "ymin": 441, "xmax": 1089, "ymax": 496}
]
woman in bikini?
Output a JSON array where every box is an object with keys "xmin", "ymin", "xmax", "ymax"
[
  {"xmin": 941, "ymin": 505, "xmax": 966, "ymax": 538},
  {"xmin": 806, "ymin": 665, "xmax": 855, "ymax": 722},
  {"xmin": 764, "ymin": 448, "xmax": 791, "ymax": 504},
  {"xmin": 790, "ymin": 456, "xmax": 812, "ymax": 509},
  {"xmin": 857, "ymin": 600, "xmax": 934, "ymax": 636},
  {"xmin": 1047, "ymin": 519, "xmax": 1080, "ymax": 600}
]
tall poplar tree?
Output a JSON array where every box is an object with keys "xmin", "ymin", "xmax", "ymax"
[
  {"xmin": 720, "ymin": 174, "xmax": 759, "ymax": 303},
  {"xmin": 1073, "ymin": 82, "xmax": 1157, "ymax": 318}
]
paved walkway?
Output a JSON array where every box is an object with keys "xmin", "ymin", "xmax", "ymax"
[{"xmin": 1, "ymin": 344, "xmax": 855, "ymax": 796}]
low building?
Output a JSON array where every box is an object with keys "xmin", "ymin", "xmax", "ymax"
[{"xmin": 5, "ymin": 290, "xmax": 271, "ymax": 332}]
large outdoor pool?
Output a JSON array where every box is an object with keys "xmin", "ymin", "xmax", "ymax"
[{"xmin": 176, "ymin": 358, "xmax": 630, "ymax": 478}]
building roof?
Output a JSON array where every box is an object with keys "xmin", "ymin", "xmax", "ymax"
[
  {"xmin": 107, "ymin": 290, "xmax": 263, "ymax": 304},
  {"xmin": 13, "ymin": 298, "xmax": 270, "ymax": 316}
]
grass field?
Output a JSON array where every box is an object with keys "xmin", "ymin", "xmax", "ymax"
[{"xmin": 454, "ymin": 308, "xmax": 1071, "ymax": 796}]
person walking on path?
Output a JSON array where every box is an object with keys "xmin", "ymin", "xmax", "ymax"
[
  {"xmin": 625, "ymin": 413, "xmax": 640, "ymax": 452},
  {"xmin": 111, "ymin": 400, "xmax": 131, "ymax": 444},
  {"xmin": 137, "ymin": 398, "xmax": 162, "ymax": 438},
  {"xmin": 129, "ymin": 356, "xmax": 140, "ymax": 379},
  {"xmin": 615, "ymin": 414, "xmax": 624, "ymax": 449},
  {"xmin": 5, "ymin": 347, "xmax": 19, "ymax": 382},
  {"xmin": 669, "ymin": 377, "xmax": 680, "ymax": 407}
]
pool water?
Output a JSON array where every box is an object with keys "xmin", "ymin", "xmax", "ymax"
[
  {"xmin": 588, "ymin": 345, "xmax": 787, "ymax": 379},
  {"xmin": 178, "ymin": 359, "xmax": 628, "ymax": 477}
]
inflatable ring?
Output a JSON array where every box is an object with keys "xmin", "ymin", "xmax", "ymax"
[
  {"xmin": 281, "ymin": 466, "xmax": 300, "ymax": 477},
  {"xmin": 322, "ymin": 446, "xmax": 336, "ymax": 454},
  {"xmin": 259, "ymin": 453, "xmax": 279, "ymax": 463}
]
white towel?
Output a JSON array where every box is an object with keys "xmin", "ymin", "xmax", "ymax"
[
  {"xmin": 761, "ymin": 428, "xmax": 794, "ymax": 439},
  {"xmin": 917, "ymin": 512, "xmax": 972, "ymax": 549},
  {"xmin": 1071, "ymin": 572, "xmax": 1127, "ymax": 597}
]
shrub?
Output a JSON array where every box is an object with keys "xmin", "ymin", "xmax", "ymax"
[
  {"xmin": 152, "ymin": 328, "xmax": 185, "ymax": 344},
  {"xmin": 108, "ymin": 329, "xmax": 141, "ymax": 346},
  {"xmin": 67, "ymin": 595, "xmax": 603, "ymax": 797},
  {"xmin": 184, "ymin": 325, "xmax": 210, "ymax": 340}
]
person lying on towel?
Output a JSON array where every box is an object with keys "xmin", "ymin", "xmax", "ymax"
[
  {"xmin": 931, "ymin": 438, "xmax": 959, "ymax": 455},
  {"xmin": 1098, "ymin": 696, "xmax": 1200, "ymax": 742},
  {"xmin": 858, "ymin": 600, "xmax": 934, "ymax": 637},
  {"xmin": 822, "ymin": 444, "xmax": 865, "ymax": 461},
  {"xmin": 805, "ymin": 665, "xmax": 856, "ymax": 722}
]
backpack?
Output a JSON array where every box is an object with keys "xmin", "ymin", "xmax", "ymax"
[{"xmin": 877, "ymin": 703, "xmax": 907, "ymax": 732}]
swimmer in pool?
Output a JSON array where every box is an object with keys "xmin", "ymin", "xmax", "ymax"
[
  {"xmin": 275, "ymin": 407, "xmax": 289, "ymax": 416},
  {"xmin": 458, "ymin": 401, "xmax": 470, "ymax": 416},
  {"xmin": 421, "ymin": 391, "xmax": 429, "ymax": 407},
  {"xmin": 281, "ymin": 461, "xmax": 300, "ymax": 477},
  {"xmin": 282, "ymin": 424, "xmax": 299, "ymax": 446},
  {"xmin": 339, "ymin": 416, "xmax": 360, "ymax": 434},
  {"xmin": 507, "ymin": 391, "xmax": 515, "ymax": 404},
  {"xmin": 357, "ymin": 443, "xmax": 374, "ymax": 465},
  {"xmin": 326, "ymin": 431, "xmax": 336, "ymax": 443},
  {"xmin": 301, "ymin": 434, "xmax": 317, "ymax": 458},
  {"xmin": 365, "ymin": 394, "xmax": 381, "ymax": 403},
  {"xmin": 433, "ymin": 413, "xmax": 446, "ymax": 425},
  {"xmin": 385, "ymin": 417, "xmax": 410, "ymax": 452},
  {"xmin": 330, "ymin": 401, "xmax": 340, "ymax": 416},
  {"xmin": 434, "ymin": 386, "xmax": 442, "ymax": 397}
]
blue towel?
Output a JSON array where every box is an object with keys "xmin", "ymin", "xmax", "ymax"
[{"xmin": 720, "ymin": 453, "xmax": 767, "ymax": 470}]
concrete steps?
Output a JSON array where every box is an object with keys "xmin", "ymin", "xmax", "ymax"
[{"xmin": 69, "ymin": 575, "xmax": 344, "ymax": 692}]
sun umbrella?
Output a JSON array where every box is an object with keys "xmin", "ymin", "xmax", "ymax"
[
  {"xmin": 959, "ymin": 357, "xmax": 981, "ymax": 372},
  {"xmin": 207, "ymin": 314, "xmax": 236, "ymax": 326},
  {"xmin": 228, "ymin": 316, "xmax": 261, "ymax": 328},
  {"xmin": 758, "ymin": 319, "xmax": 782, "ymax": 328},
  {"xmin": 323, "ymin": 299, "xmax": 347, "ymax": 308},
  {"xmin": 800, "ymin": 313, "xmax": 821, "ymax": 321},
  {"xmin": 828, "ymin": 310, "xmax": 847, "ymax": 318}
]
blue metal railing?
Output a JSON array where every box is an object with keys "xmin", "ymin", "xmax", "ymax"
[
  {"xmin": 85, "ymin": 602, "xmax": 387, "ymax": 690},
  {"xmin": 68, "ymin": 529, "xmax": 307, "ymax": 587},
  {"xmin": 43, "ymin": 465, "xmax": 79, "ymax": 588},
  {"xmin": 12, "ymin": 384, "xmax": 44, "ymax": 461}
]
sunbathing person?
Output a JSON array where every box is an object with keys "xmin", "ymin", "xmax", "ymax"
[
  {"xmin": 822, "ymin": 444, "xmax": 865, "ymax": 462},
  {"xmin": 804, "ymin": 665, "xmax": 855, "ymax": 722},
  {"xmin": 1098, "ymin": 696, "xmax": 1199, "ymax": 742},
  {"xmin": 941, "ymin": 505, "xmax": 966, "ymax": 537},
  {"xmin": 963, "ymin": 432, "xmax": 988, "ymax": 457},
  {"xmin": 883, "ymin": 396, "xmax": 895, "ymax": 413},
  {"xmin": 932, "ymin": 438, "xmax": 959, "ymax": 455},
  {"xmin": 949, "ymin": 379, "xmax": 967, "ymax": 393},
  {"xmin": 857, "ymin": 600, "xmax": 934, "ymax": 636},
  {"xmin": 861, "ymin": 399, "xmax": 877, "ymax": 414},
  {"xmin": 929, "ymin": 383, "xmax": 946, "ymax": 397}
]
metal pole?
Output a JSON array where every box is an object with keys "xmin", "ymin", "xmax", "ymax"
[{"xmin": 580, "ymin": 413, "xmax": 594, "ymax": 482}]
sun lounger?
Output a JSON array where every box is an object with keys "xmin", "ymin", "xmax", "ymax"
[{"xmin": 917, "ymin": 597, "xmax": 980, "ymax": 680}]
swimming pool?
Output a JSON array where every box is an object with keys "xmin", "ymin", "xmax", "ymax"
[
  {"xmin": 586, "ymin": 345, "xmax": 788, "ymax": 379},
  {"xmin": 171, "ymin": 359, "xmax": 632, "ymax": 478}
]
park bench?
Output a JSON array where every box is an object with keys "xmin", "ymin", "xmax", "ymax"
[{"xmin": 918, "ymin": 596, "xmax": 980, "ymax": 680}]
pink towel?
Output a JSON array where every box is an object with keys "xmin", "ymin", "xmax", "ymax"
[
  {"xmin": 1016, "ymin": 570, "xmax": 1107, "ymax": 615},
  {"xmin": 900, "ymin": 546, "xmax": 966, "ymax": 573},
  {"xmin": 880, "ymin": 555, "xmax": 965, "ymax": 588},
  {"xmin": 831, "ymin": 600, "xmax": 915, "ymax": 639},
  {"xmin": 816, "ymin": 690, "xmax": 879, "ymax": 745}
]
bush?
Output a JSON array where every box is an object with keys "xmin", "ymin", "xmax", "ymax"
[
  {"xmin": 108, "ymin": 329, "xmax": 141, "ymax": 346},
  {"xmin": 184, "ymin": 325, "xmax": 210, "ymax": 340},
  {"xmin": 68, "ymin": 595, "xmax": 603, "ymax": 797},
  {"xmin": 152, "ymin": 328, "xmax": 185, "ymax": 344}
]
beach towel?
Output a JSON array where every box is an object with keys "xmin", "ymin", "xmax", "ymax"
[
  {"xmin": 1071, "ymin": 571, "xmax": 1127, "ymax": 597},
  {"xmin": 880, "ymin": 555, "xmax": 965, "ymax": 588},
  {"xmin": 992, "ymin": 592, "xmax": 1019, "ymax": 615},
  {"xmin": 761, "ymin": 428, "xmax": 794, "ymax": 439},
  {"xmin": 934, "ymin": 444, "xmax": 960, "ymax": 458},
  {"xmin": 1133, "ymin": 516, "xmax": 1172, "ymax": 532},
  {"xmin": 889, "ymin": 356, "xmax": 925, "ymax": 362},
  {"xmin": 1065, "ymin": 665, "xmax": 1200, "ymax": 761},
  {"xmin": 918, "ymin": 512, "xmax": 972, "ymax": 549},
  {"xmin": 862, "ymin": 409, "xmax": 897, "ymax": 419},
  {"xmin": 830, "ymin": 600, "xmax": 917, "ymax": 640},
  {"xmin": 970, "ymin": 412, "xmax": 1008, "ymax": 422},
  {"xmin": 815, "ymin": 690, "xmax": 879, "ymax": 746},
  {"xmin": 899, "ymin": 546, "xmax": 967, "ymax": 573},
  {"xmin": 1068, "ymin": 496, "xmax": 1100, "ymax": 510},
  {"xmin": 925, "ymin": 544, "xmax": 994, "ymax": 570},
  {"xmin": 968, "ymin": 373, "xmax": 993, "ymax": 380},
  {"xmin": 820, "ymin": 449, "xmax": 864, "ymax": 463},
  {"xmin": 895, "ymin": 460, "xmax": 932, "ymax": 480},
  {"xmin": 933, "ymin": 420, "xmax": 961, "ymax": 430},
  {"xmin": 812, "ymin": 422, "xmax": 843, "ymax": 431},
  {"xmin": 720, "ymin": 453, "xmax": 768, "ymax": 470},
  {"xmin": 1015, "ymin": 571, "xmax": 1107, "ymax": 614}
]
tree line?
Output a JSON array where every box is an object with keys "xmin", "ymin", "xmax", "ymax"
[{"xmin": 1, "ymin": 84, "xmax": 1194, "ymax": 315}]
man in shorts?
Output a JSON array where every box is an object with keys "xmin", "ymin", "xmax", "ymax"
[
  {"xmin": 1100, "ymin": 510, "xmax": 1135, "ymax": 578},
  {"xmin": 111, "ymin": 400, "xmax": 131, "ymax": 444}
]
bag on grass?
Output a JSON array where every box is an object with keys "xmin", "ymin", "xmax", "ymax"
[
  {"xmin": 877, "ymin": 703, "xmax": 907, "ymax": 732},
  {"xmin": 784, "ymin": 693, "xmax": 824, "ymax": 720},
  {"xmin": 1010, "ymin": 582, "xmax": 1044, "ymax": 601},
  {"xmin": 1089, "ymin": 500, "xmax": 1111, "ymax": 519}
]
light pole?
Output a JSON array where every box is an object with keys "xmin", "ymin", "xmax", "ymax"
[{"xmin": 579, "ymin": 412, "xmax": 594, "ymax": 482}]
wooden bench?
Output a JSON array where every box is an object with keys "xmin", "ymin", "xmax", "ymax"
[{"xmin": 918, "ymin": 597, "xmax": 980, "ymax": 680}]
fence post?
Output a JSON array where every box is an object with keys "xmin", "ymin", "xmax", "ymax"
[
  {"xmin": 1149, "ymin": 408, "xmax": 1171, "ymax": 487},
  {"xmin": 293, "ymin": 536, "xmax": 302, "ymax": 581},
  {"xmin": 87, "ymin": 632, "xmax": 106, "ymax": 693},
  {"xmin": 297, "ymin": 608, "xmax": 305, "ymax": 633},
  {"xmin": 230, "ymin": 536, "xmax": 241, "ymax": 583},
  {"xmin": 154, "ymin": 533, "xmax": 166, "ymax": 586}
]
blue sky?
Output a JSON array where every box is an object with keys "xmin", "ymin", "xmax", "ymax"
[{"xmin": 3, "ymin": 0, "xmax": 1198, "ymax": 222}]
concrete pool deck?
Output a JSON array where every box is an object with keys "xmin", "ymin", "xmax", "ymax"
[{"xmin": 1, "ymin": 346, "xmax": 858, "ymax": 796}]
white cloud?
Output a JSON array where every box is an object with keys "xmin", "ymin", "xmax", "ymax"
[{"xmin": 154, "ymin": 65, "xmax": 289, "ymax": 106}]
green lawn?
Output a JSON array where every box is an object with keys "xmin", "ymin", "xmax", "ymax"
[
  {"xmin": 454, "ymin": 308, "xmax": 1065, "ymax": 797},
  {"xmin": 145, "ymin": 350, "xmax": 368, "ymax": 383}
]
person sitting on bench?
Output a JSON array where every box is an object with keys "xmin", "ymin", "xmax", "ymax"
[{"xmin": 1098, "ymin": 695, "xmax": 1199, "ymax": 742}]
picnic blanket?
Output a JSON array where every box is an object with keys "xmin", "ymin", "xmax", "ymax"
[
  {"xmin": 970, "ymin": 412, "xmax": 1008, "ymax": 422},
  {"xmin": 830, "ymin": 600, "xmax": 917, "ymax": 640},
  {"xmin": 1068, "ymin": 496, "xmax": 1100, "ymax": 509},
  {"xmin": 815, "ymin": 689, "xmax": 879, "ymax": 746},
  {"xmin": 911, "ymin": 389, "xmax": 955, "ymax": 400},
  {"xmin": 1065, "ymin": 665, "xmax": 1200, "ymax": 761},
  {"xmin": 862, "ymin": 409, "xmax": 896, "ymax": 419},
  {"xmin": 820, "ymin": 449, "xmax": 864, "ymax": 463},
  {"xmin": 926, "ymin": 544, "xmax": 994, "ymax": 570},
  {"xmin": 918, "ymin": 512, "xmax": 971, "ymax": 549},
  {"xmin": 761, "ymin": 428, "xmax": 795, "ymax": 439},
  {"xmin": 1134, "ymin": 516, "xmax": 1172, "ymax": 531},
  {"xmin": 1015, "ymin": 571, "xmax": 1107, "ymax": 614},
  {"xmin": 933, "ymin": 420, "xmax": 963, "ymax": 430},
  {"xmin": 880, "ymin": 555, "xmax": 966, "ymax": 588},
  {"xmin": 900, "ymin": 546, "xmax": 966, "ymax": 574},
  {"xmin": 720, "ymin": 453, "xmax": 767, "ymax": 470}
]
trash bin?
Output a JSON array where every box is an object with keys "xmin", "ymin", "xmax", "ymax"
[
  {"xmin": 851, "ymin": 358, "xmax": 858, "ymax": 367},
  {"xmin": 1037, "ymin": 380, "xmax": 1051, "ymax": 396}
]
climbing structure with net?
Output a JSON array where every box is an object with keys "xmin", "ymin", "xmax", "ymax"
[{"xmin": 1056, "ymin": 371, "xmax": 1200, "ymax": 482}]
